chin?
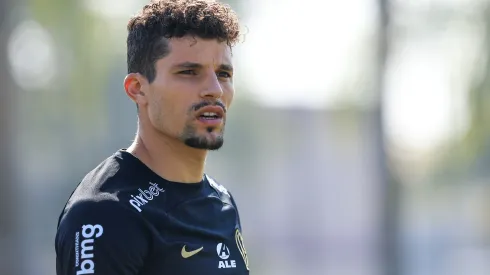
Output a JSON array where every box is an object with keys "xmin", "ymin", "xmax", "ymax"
[{"xmin": 183, "ymin": 135, "xmax": 224, "ymax": 150}]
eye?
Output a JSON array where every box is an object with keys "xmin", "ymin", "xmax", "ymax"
[
  {"xmin": 178, "ymin": 70, "xmax": 197, "ymax": 75},
  {"xmin": 217, "ymin": 71, "xmax": 232, "ymax": 78}
]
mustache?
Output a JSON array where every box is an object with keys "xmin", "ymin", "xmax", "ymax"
[{"xmin": 192, "ymin": 101, "xmax": 227, "ymax": 113}]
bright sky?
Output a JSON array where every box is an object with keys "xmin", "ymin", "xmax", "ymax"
[
  {"xmin": 236, "ymin": 0, "xmax": 481, "ymax": 152},
  {"xmin": 235, "ymin": 0, "xmax": 377, "ymax": 109},
  {"xmin": 383, "ymin": 29, "xmax": 479, "ymax": 152}
]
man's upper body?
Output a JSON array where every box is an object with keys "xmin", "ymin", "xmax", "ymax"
[
  {"xmin": 55, "ymin": 0, "xmax": 248, "ymax": 274},
  {"xmin": 55, "ymin": 149, "xmax": 249, "ymax": 275}
]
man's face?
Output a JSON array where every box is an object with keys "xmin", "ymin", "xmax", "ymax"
[{"xmin": 142, "ymin": 37, "xmax": 234, "ymax": 150}]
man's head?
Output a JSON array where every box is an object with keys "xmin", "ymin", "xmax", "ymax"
[{"xmin": 124, "ymin": 0, "xmax": 241, "ymax": 150}]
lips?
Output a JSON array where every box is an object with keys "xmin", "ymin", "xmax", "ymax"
[
  {"xmin": 196, "ymin": 106, "xmax": 225, "ymax": 120},
  {"xmin": 195, "ymin": 105, "xmax": 225, "ymax": 127}
]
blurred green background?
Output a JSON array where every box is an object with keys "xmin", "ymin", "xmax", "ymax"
[{"xmin": 1, "ymin": 0, "xmax": 490, "ymax": 274}]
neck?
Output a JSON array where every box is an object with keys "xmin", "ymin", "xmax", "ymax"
[{"xmin": 127, "ymin": 125, "xmax": 207, "ymax": 184}]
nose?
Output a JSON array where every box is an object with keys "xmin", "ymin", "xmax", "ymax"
[{"xmin": 200, "ymin": 73, "xmax": 223, "ymax": 99}]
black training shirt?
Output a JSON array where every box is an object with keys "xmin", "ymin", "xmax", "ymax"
[{"xmin": 55, "ymin": 149, "xmax": 250, "ymax": 275}]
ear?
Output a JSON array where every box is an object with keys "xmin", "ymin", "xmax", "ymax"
[{"xmin": 124, "ymin": 73, "xmax": 149, "ymax": 107}]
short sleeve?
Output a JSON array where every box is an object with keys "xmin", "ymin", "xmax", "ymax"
[
  {"xmin": 228, "ymin": 192, "xmax": 244, "ymax": 231},
  {"xmin": 55, "ymin": 200, "xmax": 150, "ymax": 275}
]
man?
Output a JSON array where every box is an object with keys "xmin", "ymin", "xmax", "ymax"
[{"xmin": 55, "ymin": 0, "xmax": 249, "ymax": 274}]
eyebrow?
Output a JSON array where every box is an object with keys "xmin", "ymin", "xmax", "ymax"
[{"xmin": 172, "ymin": 62, "xmax": 233, "ymax": 72}]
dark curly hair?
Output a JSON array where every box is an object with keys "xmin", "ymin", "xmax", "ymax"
[{"xmin": 127, "ymin": 0, "xmax": 241, "ymax": 83}]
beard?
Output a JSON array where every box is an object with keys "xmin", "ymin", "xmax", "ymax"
[
  {"xmin": 179, "ymin": 100, "xmax": 228, "ymax": 150},
  {"xmin": 181, "ymin": 123, "xmax": 225, "ymax": 150}
]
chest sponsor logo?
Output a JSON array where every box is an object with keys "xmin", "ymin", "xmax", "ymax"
[
  {"xmin": 217, "ymin": 243, "xmax": 236, "ymax": 269},
  {"xmin": 129, "ymin": 182, "xmax": 165, "ymax": 212},
  {"xmin": 74, "ymin": 224, "xmax": 104, "ymax": 275}
]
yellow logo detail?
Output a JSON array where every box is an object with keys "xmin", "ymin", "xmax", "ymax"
[
  {"xmin": 181, "ymin": 245, "xmax": 203, "ymax": 258},
  {"xmin": 235, "ymin": 229, "xmax": 249, "ymax": 270}
]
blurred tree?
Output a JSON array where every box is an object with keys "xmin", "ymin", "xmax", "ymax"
[
  {"xmin": 460, "ymin": 6, "xmax": 490, "ymax": 178},
  {"xmin": 0, "ymin": 1, "xmax": 21, "ymax": 274},
  {"xmin": 26, "ymin": 0, "xmax": 112, "ymax": 144},
  {"xmin": 374, "ymin": 0, "xmax": 401, "ymax": 274},
  {"xmin": 434, "ymin": 5, "xmax": 490, "ymax": 182}
]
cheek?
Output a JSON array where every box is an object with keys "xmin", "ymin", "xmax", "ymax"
[
  {"xmin": 159, "ymin": 89, "xmax": 193, "ymax": 128},
  {"xmin": 146, "ymin": 88, "xmax": 169, "ymax": 128},
  {"xmin": 148, "ymin": 98, "xmax": 187, "ymax": 135},
  {"xmin": 147, "ymin": 96, "xmax": 164, "ymax": 126},
  {"xmin": 223, "ymin": 86, "xmax": 235, "ymax": 108}
]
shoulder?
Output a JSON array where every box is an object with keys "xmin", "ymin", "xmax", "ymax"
[
  {"xmin": 60, "ymin": 151, "xmax": 141, "ymax": 221},
  {"xmin": 58, "ymin": 150, "xmax": 150, "ymax": 232},
  {"xmin": 55, "ymin": 199, "xmax": 150, "ymax": 253},
  {"xmin": 57, "ymin": 199, "xmax": 143, "ymax": 234},
  {"xmin": 205, "ymin": 175, "xmax": 245, "ymax": 230},
  {"xmin": 205, "ymin": 175, "xmax": 242, "ymax": 208},
  {"xmin": 206, "ymin": 174, "xmax": 232, "ymax": 197},
  {"xmin": 55, "ymin": 200, "xmax": 150, "ymax": 275},
  {"xmin": 79, "ymin": 151, "xmax": 131, "ymax": 193}
]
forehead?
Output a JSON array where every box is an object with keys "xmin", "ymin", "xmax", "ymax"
[{"xmin": 160, "ymin": 37, "xmax": 232, "ymax": 68}]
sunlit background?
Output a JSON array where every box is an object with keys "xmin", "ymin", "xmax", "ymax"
[{"xmin": 1, "ymin": 0, "xmax": 490, "ymax": 274}]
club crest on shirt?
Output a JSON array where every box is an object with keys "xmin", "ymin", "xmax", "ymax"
[{"xmin": 235, "ymin": 229, "xmax": 249, "ymax": 270}]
